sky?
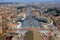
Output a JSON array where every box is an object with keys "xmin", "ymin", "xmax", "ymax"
[{"xmin": 0, "ymin": 0, "xmax": 60, "ymax": 3}]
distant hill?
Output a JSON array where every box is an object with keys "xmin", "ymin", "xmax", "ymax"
[
  {"xmin": 0, "ymin": 2, "xmax": 13, "ymax": 4},
  {"xmin": 0, "ymin": 2, "xmax": 19, "ymax": 4}
]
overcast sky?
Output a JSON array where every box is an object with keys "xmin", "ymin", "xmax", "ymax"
[{"xmin": 0, "ymin": 0, "xmax": 60, "ymax": 2}]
